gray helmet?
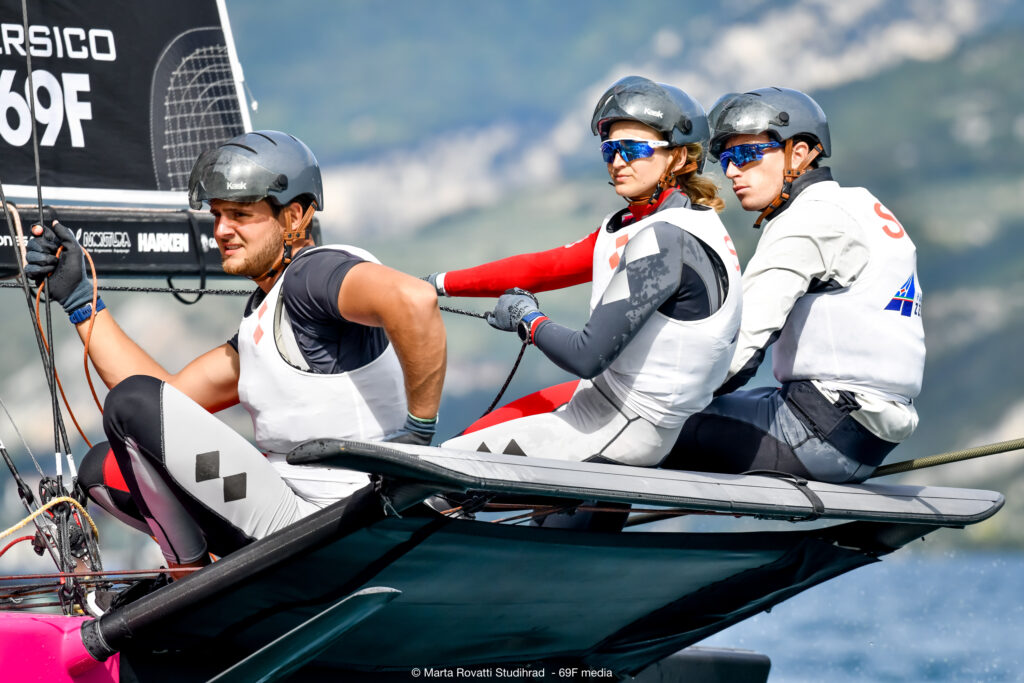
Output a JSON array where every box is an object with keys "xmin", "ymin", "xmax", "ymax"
[
  {"xmin": 707, "ymin": 87, "xmax": 830, "ymax": 160},
  {"xmin": 591, "ymin": 76, "xmax": 711, "ymax": 172},
  {"xmin": 188, "ymin": 130, "xmax": 324, "ymax": 210}
]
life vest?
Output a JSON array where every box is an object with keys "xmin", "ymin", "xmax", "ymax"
[
  {"xmin": 590, "ymin": 207, "xmax": 743, "ymax": 427},
  {"xmin": 236, "ymin": 245, "xmax": 407, "ymax": 456},
  {"xmin": 770, "ymin": 185, "xmax": 925, "ymax": 401}
]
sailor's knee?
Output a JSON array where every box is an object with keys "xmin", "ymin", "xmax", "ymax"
[
  {"xmin": 77, "ymin": 442, "xmax": 111, "ymax": 490},
  {"xmin": 102, "ymin": 374, "xmax": 163, "ymax": 442}
]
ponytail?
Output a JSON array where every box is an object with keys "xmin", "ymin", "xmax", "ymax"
[{"xmin": 674, "ymin": 142, "xmax": 725, "ymax": 212}]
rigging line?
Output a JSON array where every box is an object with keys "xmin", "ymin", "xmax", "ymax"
[
  {"xmin": 0, "ymin": 496, "xmax": 99, "ymax": 543},
  {"xmin": 0, "ymin": 192, "xmax": 64, "ymax": 464},
  {"xmin": 0, "ymin": 282, "xmax": 253, "ymax": 296},
  {"xmin": 3, "ymin": 201, "xmax": 27, "ymax": 273},
  {"xmin": 481, "ymin": 341, "xmax": 528, "ymax": 417},
  {"xmin": 43, "ymin": 275, "xmax": 69, "ymax": 459},
  {"xmin": 19, "ymin": 0, "xmax": 44, "ymax": 219},
  {"xmin": 869, "ymin": 436, "xmax": 1024, "ymax": 478},
  {"xmin": 439, "ymin": 304, "xmax": 487, "ymax": 319},
  {"xmin": 0, "ymin": 567, "xmax": 191, "ymax": 582},
  {"xmin": 32, "ymin": 283, "xmax": 95, "ymax": 447},
  {"xmin": 78, "ymin": 250, "xmax": 106, "ymax": 416},
  {"xmin": 19, "ymin": 1, "xmax": 71, "ymax": 462},
  {"xmin": 0, "ymin": 536, "xmax": 35, "ymax": 559},
  {"xmin": 432, "ymin": 305, "xmax": 528, "ymax": 417},
  {"xmin": 166, "ymin": 210, "xmax": 207, "ymax": 304},
  {"xmin": 0, "ymin": 396, "xmax": 44, "ymax": 477}
]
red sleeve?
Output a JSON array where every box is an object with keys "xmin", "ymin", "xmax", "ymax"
[{"xmin": 442, "ymin": 230, "xmax": 597, "ymax": 297}]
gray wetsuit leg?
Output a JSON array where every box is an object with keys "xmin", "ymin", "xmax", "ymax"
[
  {"xmin": 665, "ymin": 382, "xmax": 896, "ymax": 483},
  {"xmin": 102, "ymin": 375, "xmax": 332, "ymax": 564}
]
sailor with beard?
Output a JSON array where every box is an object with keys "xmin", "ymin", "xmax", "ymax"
[{"xmin": 24, "ymin": 130, "xmax": 445, "ymax": 596}]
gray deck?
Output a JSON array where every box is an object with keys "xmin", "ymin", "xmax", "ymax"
[{"xmin": 288, "ymin": 439, "xmax": 1004, "ymax": 527}]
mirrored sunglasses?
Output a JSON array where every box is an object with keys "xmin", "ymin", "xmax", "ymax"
[
  {"xmin": 718, "ymin": 141, "xmax": 781, "ymax": 173},
  {"xmin": 600, "ymin": 138, "xmax": 669, "ymax": 164}
]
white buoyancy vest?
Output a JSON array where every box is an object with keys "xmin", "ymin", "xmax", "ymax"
[
  {"xmin": 771, "ymin": 185, "xmax": 925, "ymax": 400},
  {"xmin": 236, "ymin": 245, "xmax": 407, "ymax": 456},
  {"xmin": 589, "ymin": 207, "xmax": 743, "ymax": 428}
]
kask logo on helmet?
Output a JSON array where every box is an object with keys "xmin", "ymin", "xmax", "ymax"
[
  {"xmin": 226, "ymin": 181, "xmax": 247, "ymax": 190},
  {"xmin": 643, "ymin": 107, "xmax": 664, "ymax": 119}
]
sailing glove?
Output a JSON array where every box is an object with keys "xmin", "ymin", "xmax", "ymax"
[
  {"xmin": 422, "ymin": 272, "xmax": 447, "ymax": 296},
  {"xmin": 487, "ymin": 288, "xmax": 548, "ymax": 344},
  {"xmin": 24, "ymin": 221, "xmax": 95, "ymax": 314},
  {"xmin": 384, "ymin": 413, "xmax": 438, "ymax": 446},
  {"xmin": 487, "ymin": 288, "xmax": 539, "ymax": 331}
]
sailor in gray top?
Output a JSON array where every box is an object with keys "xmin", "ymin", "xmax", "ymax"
[
  {"xmin": 24, "ymin": 131, "xmax": 446, "ymax": 585},
  {"xmin": 663, "ymin": 88, "xmax": 925, "ymax": 483}
]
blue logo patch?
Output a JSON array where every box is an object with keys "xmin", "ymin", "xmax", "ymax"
[{"xmin": 885, "ymin": 274, "xmax": 917, "ymax": 317}]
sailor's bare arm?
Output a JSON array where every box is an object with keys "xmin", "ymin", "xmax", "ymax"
[
  {"xmin": 74, "ymin": 313, "xmax": 240, "ymax": 412},
  {"xmin": 336, "ymin": 262, "xmax": 446, "ymax": 419}
]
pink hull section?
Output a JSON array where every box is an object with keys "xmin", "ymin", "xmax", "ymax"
[{"xmin": 0, "ymin": 612, "xmax": 119, "ymax": 682}]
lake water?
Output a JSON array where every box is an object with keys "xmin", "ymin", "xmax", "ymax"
[
  {"xmin": 701, "ymin": 549, "xmax": 1024, "ymax": 682},
  {"xmin": 3, "ymin": 499, "xmax": 1020, "ymax": 681}
]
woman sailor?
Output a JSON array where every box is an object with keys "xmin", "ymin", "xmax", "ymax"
[{"xmin": 433, "ymin": 76, "xmax": 741, "ymax": 467}]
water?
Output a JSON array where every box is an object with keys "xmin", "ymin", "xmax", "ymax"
[{"xmin": 701, "ymin": 549, "xmax": 1024, "ymax": 682}]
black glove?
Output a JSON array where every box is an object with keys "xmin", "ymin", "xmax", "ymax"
[
  {"xmin": 24, "ymin": 222, "xmax": 94, "ymax": 314},
  {"xmin": 486, "ymin": 288, "xmax": 540, "ymax": 332},
  {"xmin": 383, "ymin": 413, "xmax": 438, "ymax": 446}
]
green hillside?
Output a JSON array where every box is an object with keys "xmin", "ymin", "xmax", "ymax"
[{"xmin": 225, "ymin": 0, "xmax": 745, "ymax": 160}]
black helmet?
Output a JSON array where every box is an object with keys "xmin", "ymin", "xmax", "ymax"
[
  {"xmin": 708, "ymin": 87, "xmax": 830, "ymax": 160},
  {"xmin": 591, "ymin": 76, "xmax": 710, "ymax": 171},
  {"xmin": 188, "ymin": 130, "xmax": 324, "ymax": 211}
]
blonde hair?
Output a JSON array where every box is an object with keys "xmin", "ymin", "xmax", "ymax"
[{"xmin": 673, "ymin": 142, "xmax": 725, "ymax": 212}]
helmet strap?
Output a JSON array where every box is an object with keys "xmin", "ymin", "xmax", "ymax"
[
  {"xmin": 753, "ymin": 140, "xmax": 824, "ymax": 229},
  {"xmin": 251, "ymin": 202, "xmax": 318, "ymax": 286}
]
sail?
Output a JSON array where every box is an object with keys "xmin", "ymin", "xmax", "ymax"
[{"xmin": 0, "ymin": 0, "xmax": 251, "ymax": 206}]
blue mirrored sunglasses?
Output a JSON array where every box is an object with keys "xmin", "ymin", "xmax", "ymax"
[
  {"xmin": 718, "ymin": 141, "xmax": 781, "ymax": 172},
  {"xmin": 600, "ymin": 138, "xmax": 670, "ymax": 164}
]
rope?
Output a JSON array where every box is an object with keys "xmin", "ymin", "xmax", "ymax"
[
  {"xmin": 167, "ymin": 210, "xmax": 207, "ymax": 304},
  {"xmin": 3, "ymin": 284, "xmax": 511, "ymax": 301},
  {"xmin": 435, "ymin": 303, "xmax": 527, "ymax": 417},
  {"xmin": 0, "ymin": 567, "xmax": 194, "ymax": 582},
  {"xmin": 0, "ymin": 496, "xmax": 99, "ymax": 543},
  {"xmin": 79, "ymin": 249, "xmax": 105, "ymax": 416},
  {"xmin": 481, "ymin": 341, "xmax": 528, "ymax": 417},
  {"xmin": 1, "ymin": 281, "xmax": 252, "ymax": 296},
  {"xmin": 33, "ymin": 276, "xmax": 96, "ymax": 447},
  {"xmin": 439, "ymin": 304, "xmax": 487, "ymax": 319},
  {"xmin": 0, "ymin": 535, "xmax": 34, "ymax": 559},
  {"xmin": 0, "ymin": 397, "xmax": 44, "ymax": 477},
  {"xmin": 3, "ymin": 202, "xmax": 26, "ymax": 271},
  {"xmin": 870, "ymin": 436, "xmax": 1024, "ymax": 478},
  {"xmin": 19, "ymin": 0, "xmax": 71, "ymax": 462}
]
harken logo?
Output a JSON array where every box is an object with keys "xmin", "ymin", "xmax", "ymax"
[{"xmin": 138, "ymin": 233, "xmax": 189, "ymax": 253}]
